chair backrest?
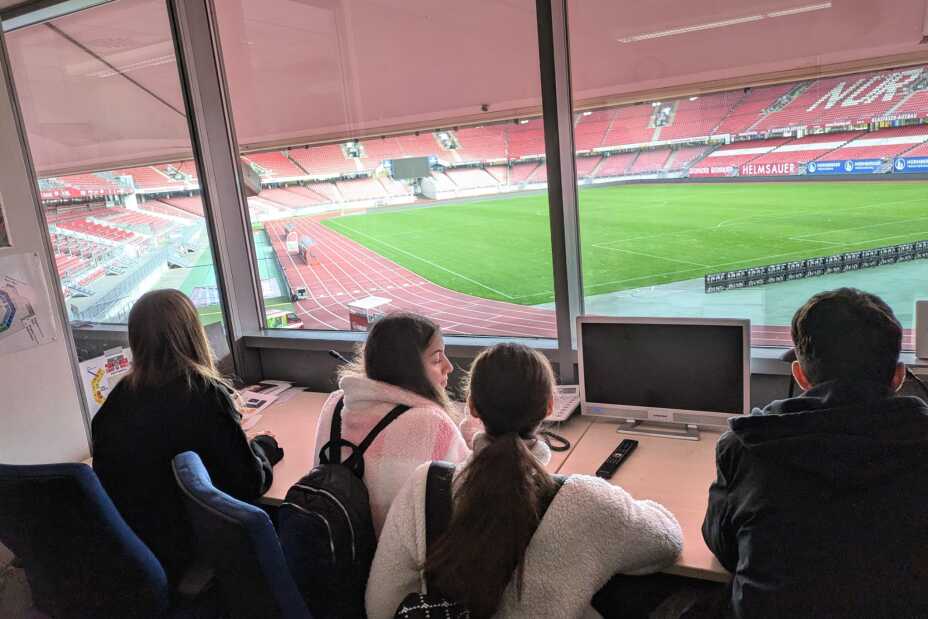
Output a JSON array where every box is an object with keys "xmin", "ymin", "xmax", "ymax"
[
  {"xmin": 171, "ymin": 451, "xmax": 311, "ymax": 619},
  {"xmin": 0, "ymin": 462, "xmax": 170, "ymax": 619}
]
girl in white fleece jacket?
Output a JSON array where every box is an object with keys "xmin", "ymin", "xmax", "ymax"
[
  {"xmin": 367, "ymin": 343, "xmax": 683, "ymax": 619},
  {"xmin": 313, "ymin": 313, "xmax": 477, "ymax": 535}
]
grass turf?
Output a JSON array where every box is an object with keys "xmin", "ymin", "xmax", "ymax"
[{"xmin": 322, "ymin": 181, "xmax": 928, "ymax": 306}]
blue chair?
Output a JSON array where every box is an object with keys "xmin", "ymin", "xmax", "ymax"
[
  {"xmin": 172, "ymin": 451, "xmax": 312, "ymax": 619},
  {"xmin": 0, "ymin": 462, "xmax": 172, "ymax": 618}
]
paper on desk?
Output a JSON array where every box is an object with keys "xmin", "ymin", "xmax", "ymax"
[{"xmin": 242, "ymin": 380, "xmax": 292, "ymax": 398}]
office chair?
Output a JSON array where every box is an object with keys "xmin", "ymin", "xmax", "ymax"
[
  {"xmin": 172, "ymin": 451, "xmax": 312, "ymax": 619},
  {"xmin": 0, "ymin": 462, "xmax": 172, "ymax": 618}
]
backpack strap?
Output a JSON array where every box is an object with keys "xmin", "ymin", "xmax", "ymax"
[
  {"xmin": 424, "ymin": 461, "xmax": 456, "ymax": 594},
  {"xmin": 319, "ymin": 399, "xmax": 410, "ymax": 475},
  {"xmin": 422, "ymin": 462, "xmax": 568, "ymax": 593}
]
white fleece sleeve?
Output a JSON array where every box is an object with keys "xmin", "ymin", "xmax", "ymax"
[
  {"xmin": 311, "ymin": 391, "xmax": 342, "ymax": 467},
  {"xmin": 605, "ymin": 483, "xmax": 683, "ymax": 575},
  {"xmin": 366, "ymin": 465, "xmax": 428, "ymax": 619}
]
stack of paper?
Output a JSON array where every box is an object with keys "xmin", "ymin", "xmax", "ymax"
[{"xmin": 238, "ymin": 380, "xmax": 293, "ymax": 430}]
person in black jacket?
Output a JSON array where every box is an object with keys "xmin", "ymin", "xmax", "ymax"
[
  {"xmin": 92, "ymin": 289, "xmax": 284, "ymax": 584},
  {"xmin": 702, "ymin": 287, "xmax": 928, "ymax": 618}
]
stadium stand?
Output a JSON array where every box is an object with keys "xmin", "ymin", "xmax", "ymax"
[
  {"xmin": 336, "ymin": 177, "xmax": 387, "ymax": 201},
  {"xmin": 575, "ymin": 156, "xmax": 602, "ymax": 177},
  {"xmin": 667, "ymin": 145, "xmax": 711, "ymax": 170},
  {"xmin": 692, "ymin": 137, "xmax": 793, "ymax": 176},
  {"xmin": 288, "ymin": 144, "xmax": 356, "ymax": 177},
  {"xmin": 594, "ymin": 152, "xmax": 638, "ymax": 177},
  {"xmin": 379, "ymin": 177, "xmax": 414, "ymax": 197},
  {"xmin": 747, "ymin": 132, "xmax": 859, "ymax": 167},
  {"xmin": 161, "ymin": 196, "xmax": 205, "ymax": 217},
  {"xmin": 285, "ymin": 185, "xmax": 333, "ymax": 204},
  {"xmin": 714, "ymin": 83, "xmax": 797, "ymax": 135},
  {"xmin": 244, "ymin": 152, "xmax": 306, "ymax": 179},
  {"xmin": 657, "ymin": 91, "xmax": 743, "ymax": 141},
  {"xmin": 627, "ymin": 148, "xmax": 672, "ymax": 174},
  {"xmin": 601, "ymin": 105, "xmax": 657, "ymax": 147},
  {"xmin": 507, "ymin": 119, "xmax": 546, "ymax": 158},
  {"xmin": 509, "ymin": 162, "xmax": 541, "ymax": 184},
  {"xmin": 113, "ymin": 166, "xmax": 180, "ymax": 191},
  {"xmin": 445, "ymin": 167, "xmax": 499, "ymax": 189},
  {"xmin": 137, "ymin": 199, "xmax": 200, "ymax": 220},
  {"xmin": 485, "ymin": 165, "xmax": 509, "ymax": 184},
  {"xmin": 393, "ymin": 134, "xmax": 442, "ymax": 157},
  {"xmin": 357, "ymin": 138, "xmax": 403, "ymax": 169},
  {"xmin": 824, "ymin": 125, "xmax": 928, "ymax": 160},
  {"xmin": 754, "ymin": 67, "xmax": 926, "ymax": 131},
  {"xmin": 455, "ymin": 125, "xmax": 510, "ymax": 162},
  {"xmin": 575, "ymin": 111, "xmax": 611, "ymax": 151}
]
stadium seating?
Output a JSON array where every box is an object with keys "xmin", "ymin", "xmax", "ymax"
[
  {"xmin": 455, "ymin": 125, "xmax": 510, "ymax": 162},
  {"xmin": 713, "ymin": 83, "xmax": 796, "ymax": 136},
  {"xmin": 574, "ymin": 111, "xmax": 612, "ymax": 151},
  {"xmin": 137, "ymin": 200, "xmax": 199, "ymax": 220},
  {"xmin": 601, "ymin": 106, "xmax": 656, "ymax": 147},
  {"xmin": 824, "ymin": 125, "xmax": 928, "ymax": 160},
  {"xmin": 666, "ymin": 146, "xmax": 710, "ymax": 170},
  {"xmin": 627, "ymin": 148, "xmax": 671, "ymax": 174},
  {"xmin": 594, "ymin": 152, "xmax": 637, "ymax": 177},
  {"xmin": 445, "ymin": 167, "xmax": 499, "ymax": 189},
  {"xmin": 161, "ymin": 196, "xmax": 205, "ymax": 217},
  {"xmin": 379, "ymin": 177, "xmax": 414, "ymax": 197},
  {"xmin": 284, "ymin": 185, "xmax": 333, "ymax": 204},
  {"xmin": 58, "ymin": 220, "xmax": 135, "ymax": 243},
  {"xmin": 509, "ymin": 162, "xmax": 541, "ymax": 184},
  {"xmin": 288, "ymin": 144, "xmax": 356, "ymax": 177},
  {"xmin": 747, "ymin": 132, "xmax": 858, "ymax": 167},
  {"xmin": 244, "ymin": 152, "xmax": 306, "ymax": 179},
  {"xmin": 657, "ymin": 91, "xmax": 743, "ymax": 141},
  {"xmin": 336, "ymin": 177, "xmax": 388, "ymax": 201},
  {"xmin": 393, "ymin": 133, "xmax": 442, "ymax": 157},
  {"xmin": 358, "ymin": 138, "xmax": 403, "ymax": 169},
  {"xmin": 575, "ymin": 156, "xmax": 602, "ymax": 177},
  {"xmin": 259, "ymin": 188, "xmax": 317, "ymax": 209},
  {"xmin": 507, "ymin": 119, "xmax": 546, "ymax": 158},
  {"xmin": 693, "ymin": 137, "xmax": 793, "ymax": 176},
  {"xmin": 112, "ymin": 167, "xmax": 181, "ymax": 191},
  {"xmin": 485, "ymin": 165, "xmax": 509, "ymax": 184}
]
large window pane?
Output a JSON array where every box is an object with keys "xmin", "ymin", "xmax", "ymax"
[
  {"xmin": 569, "ymin": 1, "xmax": 927, "ymax": 350},
  {"xmin": 214, "ymin": 0, "xmax": 557, "ymax": 338},
  {"xmin": 6, "ymin": 0, "xmax": 231, "ymax": 384}
]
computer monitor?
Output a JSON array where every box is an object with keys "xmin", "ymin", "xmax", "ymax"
[{"xmin": 577, "ymin": 316, "xmax": 750, "ymax": 439}]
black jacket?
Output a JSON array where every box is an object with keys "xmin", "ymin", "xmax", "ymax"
[
  {"xmin": 702, "ymin": 380, "xmax": 928, "ymax": 619},
  {"xmin": 92, "ymin": 375, "xmax": 275, "ymax": 583}
]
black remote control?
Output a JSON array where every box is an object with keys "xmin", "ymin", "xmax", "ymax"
[{"xmin": 595, "ymin": 439, "xmax": 638, "ymax": 479}]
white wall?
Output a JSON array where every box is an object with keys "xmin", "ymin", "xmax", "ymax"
[{"xmin": 0, "ymin": 29, "xmax": 89, "ymax": 463}]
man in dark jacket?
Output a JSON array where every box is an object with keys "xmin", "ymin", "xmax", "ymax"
[{"xmin": 702, "ymin": 287, "xmax": 928, "ymax": 618}]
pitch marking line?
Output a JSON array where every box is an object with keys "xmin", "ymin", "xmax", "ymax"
[
  {"xmin": 591, "ymin": 245, "xmax": 710, "ymax": 268},
  {"xmin": 327, "ymin": 221, "xmax": 516, "ymax": 300}
]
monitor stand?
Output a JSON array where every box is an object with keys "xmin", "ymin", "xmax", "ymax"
[{"xmin": 616, "ymin": 419, "xmax": 700, "ymax": 441}]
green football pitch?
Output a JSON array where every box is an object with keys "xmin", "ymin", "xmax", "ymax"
[{"xmin": 322, "ymin": 181, "xmax": 928, "ymax": 306}]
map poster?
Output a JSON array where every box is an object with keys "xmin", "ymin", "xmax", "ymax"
[
  {"xmin": 0, "ymin": 192, "xmax": 9, "ymax": 248},
  {"xmin": 79, "ymin": 347, "xmax": 132, "ymax": 417},
  {"xmin": 0, "ymin": 252, "xmax": 58, "ymax": 356}
]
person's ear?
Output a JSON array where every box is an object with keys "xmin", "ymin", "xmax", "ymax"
[
  {"xmin": 546, "ymin": 397, "xmax": 554, "ymax": 417},
  {"xmin": 791, "ymin": 361, "xmax": 813, "ymax": 391},
  {"xmin": 890, "ymin": 362, "xmax": 906, "ymax": 393}
]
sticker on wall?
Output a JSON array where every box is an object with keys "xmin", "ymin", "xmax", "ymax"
[
  {"xmin": 0, "ymin": 192, "xmax": 10, "ymax": 248},
  {"xmin": 0, "ymin": 252, "xmax": 59, "ymax": 355}
]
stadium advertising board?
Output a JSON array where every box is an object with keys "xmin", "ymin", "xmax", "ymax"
[
  {"xmin": 740, "ymin": 162, "xmax": 796, "ymax": 176},
  {"xmin": 705, "ymin": 241, "xmax": 928, "ymax": 293},
  {"xmin": 689, "ymin": 165, "xmax": 734, "ymax": 177},
  {"xmin": 893, "ymin": 157, "xmax": 928, "ymax": 173},
  {"xmin": 805, "ymin": 159, "xmax": 884, "ymax": 175}
]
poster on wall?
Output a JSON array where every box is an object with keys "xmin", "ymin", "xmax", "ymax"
[
  {"xmin": 0, "ymin": 252, "xmax": 58, "ymax": 356},
  {"xmin": 0, "ymin": 192, "xmax": 10, "ymax": 247},
  {"xmin": 79, "ymin": 347, "xmax": 133, "ymax": 417}
]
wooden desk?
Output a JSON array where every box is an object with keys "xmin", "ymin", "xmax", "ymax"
[
  {"xmin": 254, "ymin": 391, "xmax": 727, "ymax": 582},
  {"xmin": 557, "ymin": 420, "xmax": 729, "ymax": 582},
  {"xmin": 250, "ymin": 390, "xmax": 593, "ymax": 504}
]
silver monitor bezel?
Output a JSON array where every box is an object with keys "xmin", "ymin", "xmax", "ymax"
[{"xmin": 576, "ymin": 315, "xmax": 751, "ymax": 429}]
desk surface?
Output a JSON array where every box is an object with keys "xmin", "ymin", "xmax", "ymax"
[{"xmin": 253, "ymin": 390, "xmax": 728, "ymax": 582}]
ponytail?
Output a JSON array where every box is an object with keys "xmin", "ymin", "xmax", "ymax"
[
  {"xmin": 424, "ymin": 343, "xmax": 558, "ymax": 618},
  {"xmin": 425, "ymin": 432, "xmax": 556, "ymax": 618}
]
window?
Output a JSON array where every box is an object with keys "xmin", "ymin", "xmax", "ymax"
[
  {"xmin": 5, "ymin": 0, "xmax": 231, "ymax": 408},
  {"xmin": 569, "ymin": 0, "xmax": 928, "ymax": 350},
  {"xmin": 214, "ymin": 0, "xmax": 557, "ymax": 338}
]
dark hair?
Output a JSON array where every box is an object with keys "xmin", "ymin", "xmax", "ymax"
[
  {"xmin": 342, "ymin": 312, "xmax": 450, "ymax": 408},
  {"xmin": 124, "ymin": 289, "xmax": 229, "ymax": 392},
  {"xmin": 791, "ymin": 287, "xmax": 901, "ymax": 386},
  {"xmin": 425, "ymin": 343, "xmax": 556, "ymax": 618}
]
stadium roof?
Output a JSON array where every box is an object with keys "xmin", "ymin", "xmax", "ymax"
[{"xmin": 6, "ymin": 0, "xmax": 928, "ymax": 177}]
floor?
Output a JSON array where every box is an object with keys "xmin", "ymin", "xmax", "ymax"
[{"xmin": 0, "ymin": 545, "xmax": 40, "ymax": 619}]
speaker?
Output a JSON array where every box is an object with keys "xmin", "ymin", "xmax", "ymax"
[{"xmin": 917, "ymin": 300, "xmax": 928, "ymax": 360}]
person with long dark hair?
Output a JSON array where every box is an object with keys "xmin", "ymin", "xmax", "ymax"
[
  {"xmin": 312, "ymin": 312, "xmax": 472, "ymax": 535},
  {"xmin": 92, "ymin": 289, "xmax": 283, "ymax": 583},
  {"xmin": 366, "ymin": 343, "xmax": 682, "ymax": 619}
]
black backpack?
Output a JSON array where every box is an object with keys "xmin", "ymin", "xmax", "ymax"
[
  {"xmin": 394, "ymin": 462, "xmax": 566, "ymax": 619},
  {"xmin": 279, "ymin": 398, "xmax": 410, "ymax": 619}
]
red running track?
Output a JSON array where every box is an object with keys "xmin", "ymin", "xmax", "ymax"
[{"xmin": 263, "ymin": 215, "xmax": 915, "ymax": 349}]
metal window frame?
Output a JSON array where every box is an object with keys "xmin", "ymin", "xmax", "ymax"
[{"xmin": 166, "ymin": 0, "xmax": 265, "ymax": 383}]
